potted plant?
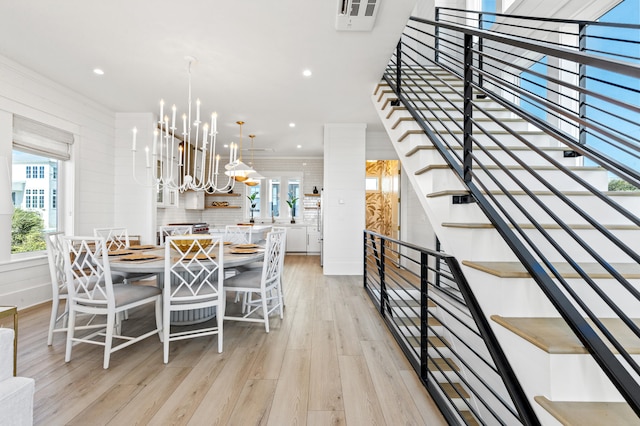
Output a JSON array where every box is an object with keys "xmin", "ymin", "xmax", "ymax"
[
  {"xmin": 247, "ymin": 192, "xmax": 258, "ymax": 223},
  {"xmin": 286, "ymin": 193, "xmax": 298, "ymax": 223}
]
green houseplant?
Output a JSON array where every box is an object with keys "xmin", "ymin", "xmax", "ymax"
[
  {"xmin": 286, "ymin": 193, "xmax": 298, "ymax": 223},
  {"xmin": 247, "ymin": 192, "xmax": 258, "ymax": 223}
]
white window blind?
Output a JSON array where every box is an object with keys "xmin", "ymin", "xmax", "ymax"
[{"xmin": 13, "ymin": 115, "xmax": 74, "ymax": 160}]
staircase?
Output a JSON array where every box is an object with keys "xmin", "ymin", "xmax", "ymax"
[{"xmin": 371, "ymin": 65, "xmax": 640, "ymax": 425}]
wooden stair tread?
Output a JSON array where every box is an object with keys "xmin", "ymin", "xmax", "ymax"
[
  {"xmin": 535, "ymin": 396, "xmax": 638, "ymax": 426},
  {"xmin": 428, "ymin": 357, "xmax": 460, "ymax": 372},
  {"xmin": 405, "ymin": 335, "xmax": 449, "ymax": 348},
  {"xmin": 491, "ymin": 316, "xmax": 640, "ymax": 354},
  {"xmin": 443, "ymin": 222, "xmax": 640, "ymax": 231},
  {"xmin": 462, "ymin": 260, "xmax": 640, "ymax": 279},
  {"xmin": 440, "ymin": 382, "xmax": 470, "ymax": 399},
  {"xmin": 461, "ymin": 410, "xmax": 480, "ymax": 426},
  {"xmin": 394, "ymin": 316, "xmax": 442, "ymax": 327}
]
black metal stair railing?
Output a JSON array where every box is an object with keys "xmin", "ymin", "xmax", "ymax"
[
  {"xmin": 364, "ymin": 230, "xmax": 539, "ymax": 425},
  {"xmin": 380, "ymin": 9, "xmax": 640, "ymax": 417}
]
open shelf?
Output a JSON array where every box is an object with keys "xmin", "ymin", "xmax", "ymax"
[
  {"xmin": 207, "ymin": 193, "xmax": 241, "ymax": 197},
  {"xmin": 205, "ymin": 206, "xmax": 241, "ymax": 209},
  {"xmin": 304, "ymin": 193, "xmax": 320, "ymax": 197}
]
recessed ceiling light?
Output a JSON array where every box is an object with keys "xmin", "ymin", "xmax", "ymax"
[
  {"xmin": 223, "ymin": 144, "xmax": 229, "ymax": 148},
  {"xmin": 289, "ymin": 122, "xmax": 296, "ymax": 128},
  {"xmin": 93, "ymin": 68, "xmax": 104, "ymax": 75},
  {"xmin": 297, "ymin": 145, "xmax": 302, "ymax": 149},
  {"xmin": 302, "ymin": 69, "xmax": 312, "ymax": 77}
]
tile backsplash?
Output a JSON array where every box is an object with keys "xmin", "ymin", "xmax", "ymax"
[{"xmin": 157, "ymin": 157, "xmax": 323, "ymax": 227}]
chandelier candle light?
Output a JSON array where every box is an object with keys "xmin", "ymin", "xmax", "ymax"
[{"xmin": 132, "ymin": 56, "xmax": 239, "ymax": 193}]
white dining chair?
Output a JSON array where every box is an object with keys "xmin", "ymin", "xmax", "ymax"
[
  {"xmin": 236, "ymin": 226, "xmax": 288, "ymax": 310},
  {"xmin": 163, "ymin": 235, "xmax": 225, "ymax": 363},
  {"xmin": 93, "ymin": 227, "xmax": 131, "ymax": 251},
  {"xmin": 94, "ymin": 227, "xmax": 156, "ymax": 284},
  {"xmin": 45, "ymin": 231, "xmax": 128, "ymax": 346},
  {"xmin": 159, "ymin": 225, "xmax": 193, "ymax": 246},
  {"xmin": 44, "ymin": 231, "xmax": 68, "ymax": 345},
  {"xmin": 63, "ymin": 236, "xmax": 162, "ymax": 369},
  {"xmin": 224, "ymin": 225, "xmax": 253, "ymax": 245},
  {"xmin": 223, "ymin": 228, "xmax": 286, "ymax": 332}
]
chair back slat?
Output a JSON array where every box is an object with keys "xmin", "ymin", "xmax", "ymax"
[
  {"xmin": 63, "ymin": 236, "xmax": 113, "ymax": 307},
  {"xmin": 262, "ymin": 229, "xmax": 286, "ymax": 288},
  {"xmin": 224, "ymin": 225, "xmax": 253, "ymax": 245},
  {"xmin": 159, "ymin": 225, "xmax": 193, "ymax": 246},
  {"xmin": 165, "ymin": 235, "xmax": 224, "ymax": 302},
  {"xmin": 94, "ymin": 227, "xmax": 130, "ymax": 251},
  {"xmin": 44, "ymin": 231, "xmax": 66, "ymax": 297}
]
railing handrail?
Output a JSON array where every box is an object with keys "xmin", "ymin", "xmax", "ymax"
[
  {"xmin": 411, "ymin": 16, "xmax": 640, "ymax": 79},
  {"xmin": 436, "ymin": 6, "xmax": 640, "ymax": 30},
  {"xmin": 381, "ymin": 10, "xmax": 640, "ymax": 419},
  {"xmin": 364, "ymin": 230, "xmax": 540, "ymax": 425}
]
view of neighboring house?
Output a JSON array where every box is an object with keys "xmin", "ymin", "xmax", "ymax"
[{"xmin": 11, "ymin": 151, "xmax": 58, "ymax": 231}]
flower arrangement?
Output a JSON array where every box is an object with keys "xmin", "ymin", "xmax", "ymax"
[
  {"xmin": 286, "ymin": 192, "xmax": 298, "ymax": 223},
  {"xmin": 247, "ymin": 192, "xmax": 258, "ymax": 223}
]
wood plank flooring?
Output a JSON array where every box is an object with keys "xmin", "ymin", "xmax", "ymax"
[{"xmin": 15, "ymin": 255, "xmax": 446, "ymax": 425}]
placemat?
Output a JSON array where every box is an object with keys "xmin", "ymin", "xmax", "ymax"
[
  {"xmin": 109, "ymin": 249, "xmax": 134, "ymax": 256},
  {"xmin": 230, "ymin": 248, "xmax": 259, "ymax": 254},
  {"xmin": 183, "ymin": 252, "xmax": 216, "ymax": 260},
  {"xmin": 114, "ymin": 254, "xmax": 160, "ymax": 263},
  {"xmin": 235, "ymin": 244, "xmax": 259, "ymax": 249},
  {"xmin": 129, "ymin": 245, "xmax": 157, "ymax": 250}
]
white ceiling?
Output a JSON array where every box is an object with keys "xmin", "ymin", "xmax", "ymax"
[{"xmin": 0, "ymin": 0, "xmax": 417, "ymax": 159}]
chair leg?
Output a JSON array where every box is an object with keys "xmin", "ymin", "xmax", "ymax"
[
  {"xmin": 64, "ymin": 306, "xmax": 77, "ymax": 363},
  {"xmin": 103, "ymin": 312, "xmax": 116, "ymax": 369},
  {"xmin": 48, "ymin": 297, "xmax": 60, "ymax": 346},
  {"xmin": 277, "ymin": 284, "xmax": 284, "ymax": 319},
  {"xmin": 262, "ymin": 293, "xmax": 270, "ymax": 333},
  {"xmin": 155, "ymin": 297, "xmax": 163, "ymax": 343},
  {"xmin": 163, "ymin": 303, "xmax": 171, "ymax": 364},
  {"xmin": 217, "ymin": 302, "xmax": 224, "ymax": 353}
]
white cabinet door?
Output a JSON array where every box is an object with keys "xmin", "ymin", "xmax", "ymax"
[
  {"xmin": 286, "ymin": 226, "xmax": 307, "ymax": 252},
  {"xmin": 306, "ymin": 228, "xmax": 321, "ymax": 253}
]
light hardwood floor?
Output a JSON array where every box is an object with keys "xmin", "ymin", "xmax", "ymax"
[{"xmin": 16, "ymin": 255, "xmax": 446, "ymax": 425}]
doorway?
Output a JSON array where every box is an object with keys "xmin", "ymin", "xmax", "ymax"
[{"xmin": 365, "ymin": 160, "xmax": 400, "ymax": 240}]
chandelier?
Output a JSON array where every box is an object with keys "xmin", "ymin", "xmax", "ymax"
[
  {"xmin": 132, "ymin": 56, "xmax": 239, "ymax": 193},
  {"xmin": 225, "ymin": 121, "xmax": 262, "ymax": 185},
  {"xmin": 244, "ymin": 134, "xmax": 264, "ymax": 187}
]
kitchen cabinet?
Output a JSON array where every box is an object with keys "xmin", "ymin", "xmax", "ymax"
[
  {"xmin": 306, "ymin": 228, "xmax": 321, "ymax": 253},
  {"xmin": 286, "ymin": 226, "xmax": 307, "ymax": 252},
  {"xmin": 185, "ymin": 191, "xmax": 204, "ymax": 210}
]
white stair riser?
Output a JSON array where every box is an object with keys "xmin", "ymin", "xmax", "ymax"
[
  {"xmin": 469, "ymin": 167, "xmax": 609, "ymax": 192},
  {"xmin": 493, "ymin": 325, "xmax": 628, "ymax": 401},
  {"xmin": 444, "ymin": 225, "xmax": 640, "ymax": 263},
  {"xmin": 485, "ymin": 193, "xmax": 640, "ymax": 225},
  {"xmin": 465, "ymin": 266, "xmax": 640, "ymax": 318},
  {"xmin": 410, "ymin": 145, "xmax": 579, "ymax": 168}
]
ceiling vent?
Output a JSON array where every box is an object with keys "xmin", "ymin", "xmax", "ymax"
[{"xmin": 336, "ymin": 0, "xmax": 380, "ymax": 32}]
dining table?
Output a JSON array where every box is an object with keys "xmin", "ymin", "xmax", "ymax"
[{"xmin": 108, "ymin": 243, "xmax": 265, "ymax": 325}]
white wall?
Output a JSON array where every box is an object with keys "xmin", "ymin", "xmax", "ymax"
[
  {"xmin": 114, "ymin": 113, "xmax": 157, "ymax": 244},
  {"xmin": 0, "ymin": 54, "xmax": 117, "ymax": 309},
  {"xmin": 323, "ymin": 123, "xmax": 366, "ymax": 275}
]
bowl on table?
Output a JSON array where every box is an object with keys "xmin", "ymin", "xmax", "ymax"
[{"xmin": 172, "ymin": 235, "xmax": 213, "ymax": 253}]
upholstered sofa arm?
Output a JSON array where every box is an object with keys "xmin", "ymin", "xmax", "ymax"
[{"xmin": 0, "ymin": 328, "xmax": 35, "ymax": 426}]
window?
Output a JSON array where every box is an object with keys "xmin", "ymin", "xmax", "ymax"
[
  {"xmin": 249, "ymin": 172, "xmax": 302, "ymax": 220},
  {"xmin": 10, "ymin": 116, "xmax": 72, "ymax": 255},
  {"xmin": 12, "ymin": 151, "xmax": 60, "ymax": 253},
  {"xmin": 366, "ymin": 177, "xmax": 379, "ymax": 191}
]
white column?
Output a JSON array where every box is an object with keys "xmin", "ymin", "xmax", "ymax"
[
  {"xmin": 323, "ymin": 123, "xmax": 366, "ymax": 275},
  {"xmin": 114, "ymin": 113, "xmax": 157, "ymax": 244}
]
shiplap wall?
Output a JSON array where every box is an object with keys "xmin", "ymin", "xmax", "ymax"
[{"xmin": 0, "ymin": 54, "xmax": 117, "ymax": 308}]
